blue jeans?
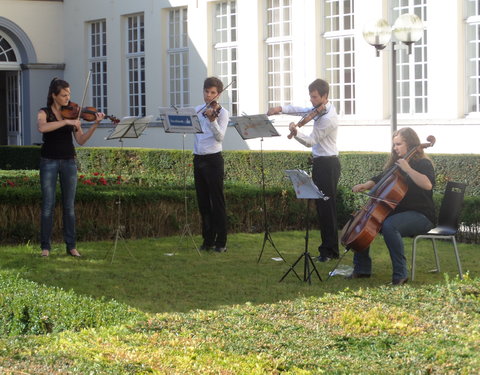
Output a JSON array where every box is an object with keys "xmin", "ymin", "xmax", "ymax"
[
  {"xmin": 40, "ymin": 158, "xmax": 78, "ymax": 251},
  {"xmin": 353, "ymin": 211, "xmax": 434, "ymax": 281}
]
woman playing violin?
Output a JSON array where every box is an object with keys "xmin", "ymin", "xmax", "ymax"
[
  {"xmin": 37, "ymin": 77, "xmax": 105, "ymax": 257},
  {"xmin": 267, "ymin": 78, "xmax": 341, "ymax": 263},
  {"xmin": 348, "ymin": 127, "xmax": 435, "ymax": 285}
]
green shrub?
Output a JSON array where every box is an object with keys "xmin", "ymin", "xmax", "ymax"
[
  {"xmin": 1, "ymin": 146, "xmax": 478, "ymax": 195},
  {"xmin": 0, "ymin": 272, "xmax": 144, "ymax": 336},
  {"xmin": 0, "ymin": 146, "xmax": 479, "ymax": 244}
]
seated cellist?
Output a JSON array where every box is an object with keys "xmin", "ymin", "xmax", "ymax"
[{"xmin": 347, "ymin": 127, "xmax": 435, "ymax": 285}]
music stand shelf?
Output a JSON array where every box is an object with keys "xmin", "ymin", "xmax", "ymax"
[
  {"xmin": 279, "ymin": 169, "xmax": 329, "ymax": 284},
  {"xmin": 104, "ymin": 115, "xmax": 153, "ymax": 262},
  {"xmin": 159, "ymin": 106, "xmax": 203, "ymax": 255},
  {"xmin": 229, "ymin": 114, "xmax": 284, "ymax": 263}
]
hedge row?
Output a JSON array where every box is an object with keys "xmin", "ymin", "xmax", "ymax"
[
  {"xmin": 1, "ymin": 146, "xmax": 479, "ymax": 195},
  {"xmin": 0, "ymin": 146, "xmax": 479, "ymax": 245},
  {"xmin": 0, "ymin": 183, "xmax": 479, "ymax": 245}
]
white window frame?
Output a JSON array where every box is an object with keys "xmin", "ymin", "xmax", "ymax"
[
  {"xmin": 213, "ymin": 1, "xmax": 238, "ymax": 115},
  {"xmin": 392, "ymin": 0, "xmax": 428, "ymax": 116},
  {"xmin": 167, "ymin": 7, "xmax": 189, "ymax": 107},
  {"xmin": 265, "ymin": 0, "xmax": 292, "ymax": 108},
  {"xmin": 88, "ymin": 19, "xmax": 108, "ymax": 115},
  {"xmin": 466, "ymin": 0, "xmax": 480, "ymax": 116},
  {"xmin": 323, "ymin": 0, "xmax": 356, "ymax": 116},
  {"xmin": 126, "ymin": 14, "xmax": 146, "ymax": 117}
]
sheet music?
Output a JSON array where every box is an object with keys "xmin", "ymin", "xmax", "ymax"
[
  {"xmin": 230, "ymin": 114, "xmax": 279, "ymax": 140},
  {"xmin": 106, "ymin": 115, "xmax": 153, "ymax": 140},
  {"xmin": 285, "ymin": 169, "xmax": 328, "ymax": 200}
]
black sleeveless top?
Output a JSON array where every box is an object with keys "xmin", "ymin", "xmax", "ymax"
[
  {"xmin": 372, "ymin": 158, "xmax": 436, "ymax": 223},
  {"xmin": 40, "ymin": 107, "xmax": 76, "ymax": 159}
]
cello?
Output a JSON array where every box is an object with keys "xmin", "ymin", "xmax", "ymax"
[{"xmin": 340, "ymin": 135, "xmax": 436, "ymax": 252}]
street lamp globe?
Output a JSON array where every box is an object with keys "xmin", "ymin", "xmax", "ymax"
[
  {"xmin": 362, "ymin": 18, "xmax": 392, "ymax": 56},
  {"xmin": 392, "ymin": 13, "xmax": 424, "ymax": 54}
]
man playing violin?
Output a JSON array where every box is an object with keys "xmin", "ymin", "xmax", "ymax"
[
  {"xmin": 194, "ymin": 77, "xmax": 230, "ymax": 253},
  {"xmin": 37, "ymin": 77, "xmax": 105, "ymax": 257},
  {"xmin": 267, "ymin": 78, "xmax": 341, "ymax": 262},
  {"xmin": 347, "ymin": 127, "xmax": 435, "ymax": 285}
]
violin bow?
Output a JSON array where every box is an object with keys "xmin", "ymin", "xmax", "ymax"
[{"xmin": 77, "ymin": 70, "xmax": 92, "ymax": 121}]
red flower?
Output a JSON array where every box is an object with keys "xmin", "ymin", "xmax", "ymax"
[
  {"xmin": 79, "ymin": 175, "xmax": 85, "ymax": 179},
  {"xmin": 7, "ymin": 180, "xmax": 15, "ymax": 187},
  {"xmin": 93, "ymin": 172, "xmax": 100, "ymax": 176}
]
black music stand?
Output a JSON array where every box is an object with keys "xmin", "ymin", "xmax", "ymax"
[
  {"xmin": 279, "ymin": 169, "xmax": 328, "ymax": 284},
  {"xmin": 159, "ymin": 106, "xmax": 203, "ymax": 255},
  {"xmin": 104, "ymin": 115, "xmax": 153, "ymax": 262},
  {"xmin": 230, "ymin": 114, "xmax": 284, "ymax": 263}
]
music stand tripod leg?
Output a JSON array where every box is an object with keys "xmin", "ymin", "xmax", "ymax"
[
  {"xmin": 279, "ymin": 252, "xmax": 304, "ymax": 282},
  {"xmin": 174, "ymin": 133, "xmax": 201, "ymax": 256},
  {"xmin": 257, "ymin": 137, "xmax": 286, "ymax": 264},
  {"xmin": 279, "ymin": 199, "xmax": 322, "ymax": 283},
  {"xmin": 105, "ymin": 138, "xmax": 135, "ymax": 263},
  {"xmin": 305, "ymin": 252, "xmax": 322, "ymax": 283}
]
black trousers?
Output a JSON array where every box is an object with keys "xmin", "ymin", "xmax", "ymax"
[
  {"xmin": 312, "ymin": 156, "xmax": 341, "ymax": 257},
  {"xmin": 193, "ymin": 152, "xmax": 227, "ymax": 247}
]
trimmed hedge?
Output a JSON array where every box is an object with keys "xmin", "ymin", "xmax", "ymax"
[
  {"xmin": 0, "ymin": 183, "xmax": 478, "ymax": 244},
  {"xmin": 0, "ymin": 184, "xmax": 309, "ymax": 244},
  {"xmin": 0, "ymin": 146, "xmax": 479, "ymax": 245},
  {"xmin": 1, "ymin": 146, "xmax": 479, "ymax": 195},
  {"xmin": 0, "ymin": 272, "xmax": 144, "ymax": 336}
]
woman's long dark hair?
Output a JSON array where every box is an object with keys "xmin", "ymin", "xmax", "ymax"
[{"xmin": 46, "ymin": 77, "xmax": 70, "ymax": 107}]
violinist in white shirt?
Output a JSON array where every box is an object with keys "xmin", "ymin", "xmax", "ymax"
[
  {"xmin": 267, "ymin": 78, "xmax": 340, "ymax": 263},
  {"xmin": 194, "ymin": 77, "xmax": 229, "ymax": 253}
]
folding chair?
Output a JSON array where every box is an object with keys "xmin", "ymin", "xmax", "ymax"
[{"xmin": 411, "ymin": 181, "xmax": 467, "ymax": 281}]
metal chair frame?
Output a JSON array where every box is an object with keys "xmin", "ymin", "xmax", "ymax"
[{"xmin": 411, "ymin": 181, "xmax": 466, "ymax": 281}]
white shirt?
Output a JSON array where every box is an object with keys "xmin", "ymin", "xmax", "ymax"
[
  {"xmin": 194, "ymin": 104, "xmax": 229, "ymax": 155},
  {"xmin": 282, "ymin": 102, "xmax": 339, "ymax": 157}
]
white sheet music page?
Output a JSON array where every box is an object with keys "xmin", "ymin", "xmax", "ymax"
[{"xmin": 285, "ymin": 169, "xmax": 328, "ymax": 200}]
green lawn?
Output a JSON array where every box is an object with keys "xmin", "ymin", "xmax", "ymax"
[{"xmin": 0, "ymin": 231, "xmax": 479, "ymax": 374}]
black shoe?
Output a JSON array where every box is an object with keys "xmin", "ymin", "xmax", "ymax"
[
  {"xmin": 214, "ymin": 246, "xmax": 227, "ymax": 253},
  {"xmin": 345, "ymin": 272, "xmax": 371, "ymax": 279},
  {"xmin": 315, "ymin": 255, "xmax": 338, "ymax": 262},
  {"xmin": 391, "ymin": 277, "xmax": 408, "ymax": 285},
  {"xmin": 200, "ymin": 245, "xmax": 214, "ymax": 251}
]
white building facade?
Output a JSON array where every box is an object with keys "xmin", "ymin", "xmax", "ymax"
[{"xmin": 0, "ymin": 0, "xmax": 479, "ymax": 154}]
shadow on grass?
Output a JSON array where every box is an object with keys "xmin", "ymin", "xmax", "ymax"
[{"xmin": 0, "ymin": 231, "xmax": 478, "ymax": 314}]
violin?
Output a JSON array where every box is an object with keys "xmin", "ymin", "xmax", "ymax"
[
  {"xmin": 61, "ymin": 101, "xmax": 120, "ymax": 124},
  {"xmin": 340, "ymin": 135, "xmax": 436, "ymax": 252},
  {"xmin": 202, "ymin": 100, "xmax": 222, "ymax": 120},
  {"xmin": 287, "ymin": 103, "xmax": 327, "ymax": 139},
  {"xmin": 196, "ymin": 80, "xmax": 235, "ymax": 120}
]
